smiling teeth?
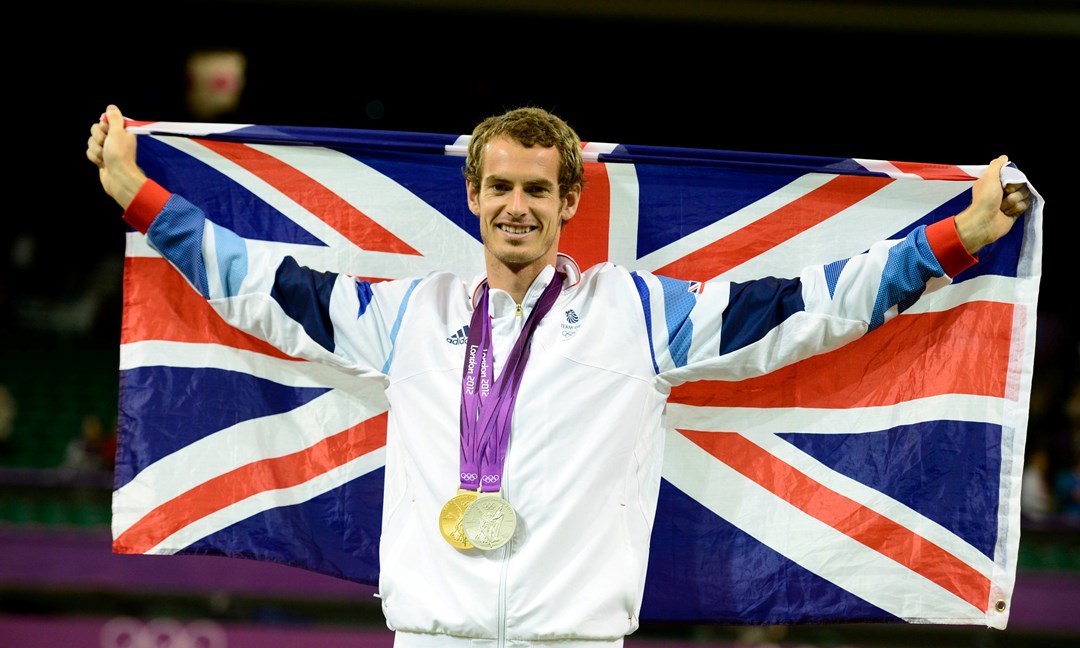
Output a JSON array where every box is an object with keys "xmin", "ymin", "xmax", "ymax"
[{"xmin": 502, "ymin": 225, "xmax": 531, "ymax": 234}]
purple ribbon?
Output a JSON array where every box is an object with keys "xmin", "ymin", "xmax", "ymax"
[{"xmin": 458, "ymin": 272, "xmax": 563, "ymax": 492}]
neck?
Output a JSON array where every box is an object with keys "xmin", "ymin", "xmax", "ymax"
[{"xmin": 485, "ymin": 257, "xmax": 553, "ymax": 304}]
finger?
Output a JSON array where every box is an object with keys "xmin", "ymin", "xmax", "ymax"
[
  {"xmin": 86, "ymin": 140, "xmax": 103, "ymax": 167},
  {"xmin": 1001, "ymin": 191, "xmax": 1027, "ymax": 217},
  {"xmin": 103, "ymin": 104, "xmax": 125, "ymax": 133},
  {"xmin": 1003, "ymin": 185, "xmax": 1030, "ymax": 206},
  {"xmin": 987, "ymin": 155, "xmax": 1009, "ymax": 178},
  {"xmin": 1004, "ymin": 185, "xmax": 1030, "ymax": 206}
]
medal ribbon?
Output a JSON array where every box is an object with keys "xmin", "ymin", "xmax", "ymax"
[
  {"xmin": 458, "ymin": 285, "xmax": 490, "ymax": 492},
  {"xmin": 458, "ymin": 272, "xmax": 563, "ymax": 492}
]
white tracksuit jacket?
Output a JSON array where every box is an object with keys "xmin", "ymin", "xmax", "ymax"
[{"xmin": 124, "ymin": 179, "xmax": 977, "ymax": 647}]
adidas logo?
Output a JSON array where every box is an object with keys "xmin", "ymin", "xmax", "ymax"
[{"xmin": 446, "ymin": 325, "xmax": 470, "ymax": 345}]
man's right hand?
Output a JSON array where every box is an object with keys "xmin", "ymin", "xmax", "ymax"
[{"xmin": 87, "ymin": 104, "xmax": 148, "ymax": 210}]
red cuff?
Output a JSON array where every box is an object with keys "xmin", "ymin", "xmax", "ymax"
[
  {"xmin": 122, "ymin": 180, "xmax": 172, "ymax": 234},
  {"xmin": 925, "ymin": 216, "xmax": 978, "ymax": 277}
]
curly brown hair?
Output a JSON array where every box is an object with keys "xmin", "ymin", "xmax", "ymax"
[{"xmin": 464, "ymin": 107, "xmax": 586, "ymax": 198}]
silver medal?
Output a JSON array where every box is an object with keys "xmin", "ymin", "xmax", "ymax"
[{"xmin": 461, "ymin": 493, "xmax": 517, "ymax": 550}]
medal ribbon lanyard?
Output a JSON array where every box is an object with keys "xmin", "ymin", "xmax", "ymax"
[{"xmin": 458, "ymin": 274, "xmax": 563, "ymax": 493}]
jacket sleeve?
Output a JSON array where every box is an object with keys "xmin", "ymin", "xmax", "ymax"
[
  {"xmin": 124, "ymin": 180, "xmax": 416, "ymax": 380},
  {"xmin": 635, "ymin": 218, "xmax": 977, "ymax": 385}
]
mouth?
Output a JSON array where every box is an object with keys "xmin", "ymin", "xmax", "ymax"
[{"xmin": 497, "ymin": 224, "xmax": 536, "ymax": 235}]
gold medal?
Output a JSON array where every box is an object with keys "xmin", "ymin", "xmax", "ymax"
[
  {"xmin": 439, "ymin": 490, "xmax": 478, "ymax": 549},
  {"xmin": 462, "ymin": 493, "xmax": 517, "ymax": 551}
]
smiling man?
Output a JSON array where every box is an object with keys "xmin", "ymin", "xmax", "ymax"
[
  {"xmin": 465, "ymin": 111, "xmax": 583, "ymax": 303},
  {"xmin": 87, "ymin": 104, "xmax": 1029, "ymax": 647}
]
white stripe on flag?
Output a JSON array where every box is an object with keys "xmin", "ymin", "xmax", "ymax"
[
  {"xmin": 605, "ymin": 162, "xmax": 641, "ymax": 266},
  {"xmin": 666, "ymin": 392, "xmax": 1005, "ymax": 435}
]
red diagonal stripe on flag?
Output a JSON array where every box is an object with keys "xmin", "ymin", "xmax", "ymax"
[
  {"xmin": 196, "ymin": 139, "xmax": 421, "ymax": 256},
  {"xmin": 680, "ymin": 429, "xmax": 991, "ymax": 611},
  {"xmin": 122, "ymin": 257, "xmax": 295, "ymax": 359},
  {"xmin": 655, "ymin": 175, "xmax": 894, "ymax": 279},
  {"xmin": 671, "ymin": 301, "xmax": 1013, "ymax": 408},
  {"xmin": 114, "ymin": 413, "xmax": 389, "ymax": 554},
  {"xmin": 559, "ymin": 162, "xmax": 612, "ymax": 269}
]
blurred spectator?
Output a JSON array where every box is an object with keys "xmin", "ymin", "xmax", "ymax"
[
  {"xmin": 1058, "ymin": 457, "xmax": 1080, "ymax": 519},
  {"xmin": 1054, "ymin": 381, "xmax": 1080, "ymax": 518},
  {"xmin": 100, "ymin": 417, "xmax": 118, "ymax": 472},
  {"xmin": 6, "ymin": 225, "xmax": 124, "ymax": 337},
  {"xmin": 0, "ymin": 384, "xmax": 15, "ymax": 459},
  {"xmin": 1022, "ymin": 446, "xmax": 1055, "ymax": 521},
  {"xmin": 184, "ymin": 47, "xmax": 248, "ymax": 121},
  {"xmin": 61, "ymin": 414, "xmax": 108, "ymax": 472}
]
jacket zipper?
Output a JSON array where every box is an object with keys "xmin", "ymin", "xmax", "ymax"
[
  {"xmin": 498, "ymin": 300, "xmax": 524, "ymax": 646},
  {"xmin": 497, "ymin": 519, "xmax": 512, "ymax": 646}
]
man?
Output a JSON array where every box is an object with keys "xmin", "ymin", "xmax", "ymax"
[{"xmin": 87, "ymin": 104, "xmax": 1030, "ymax": 647}]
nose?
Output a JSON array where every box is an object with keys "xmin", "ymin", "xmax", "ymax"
[{"xmin": 507, "ymin": 187, "xmax": 527, "ymax": 217}]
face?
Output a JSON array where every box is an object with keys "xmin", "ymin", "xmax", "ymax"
[{"xmin": 467, "ymin": 136, "xmax": 579, "ymax": 280}]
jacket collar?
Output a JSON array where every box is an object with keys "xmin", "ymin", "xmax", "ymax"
[{"xmin": 469, "ymin": 253, "xmax": 581, "ymax": 310}]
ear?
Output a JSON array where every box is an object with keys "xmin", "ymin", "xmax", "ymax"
[
  {"xmin": 467, "ymin": 181, "xmax": 481, "ymax": 216},
  {"xmin": 561, "ymin": 188, "xmax": 581, "ymax": 224}
]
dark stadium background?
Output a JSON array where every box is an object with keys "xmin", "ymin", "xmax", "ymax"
[{"xmin": 4, "ymin": 1, "xmax": 1076, "ymax": 646}]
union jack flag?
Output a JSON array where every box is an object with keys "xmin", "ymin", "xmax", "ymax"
[{"xmin": 110, "ymin": 119, "xmax": 1042, "ymax": 628}]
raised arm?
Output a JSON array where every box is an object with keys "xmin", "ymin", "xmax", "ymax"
[{"xmin": 85, "ymin": 104, "xmax": 403, "ymax": 378}]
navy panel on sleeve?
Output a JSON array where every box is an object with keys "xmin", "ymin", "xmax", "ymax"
[
  {"xmin": 270, "ymin": 257, "xmax": 339, "ymax": 353},
  {"xmin": 719, "ymin": 278, "xmax": 804, "ymax": 355}
]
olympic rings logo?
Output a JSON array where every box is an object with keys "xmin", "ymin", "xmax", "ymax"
[
  {"xmin": 100, "ymin": 617, "xmax": 227, "ymax": 648},
  {"xmin": 459, "ymin": 473, "xmax": 500, "ymax": 484}
]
